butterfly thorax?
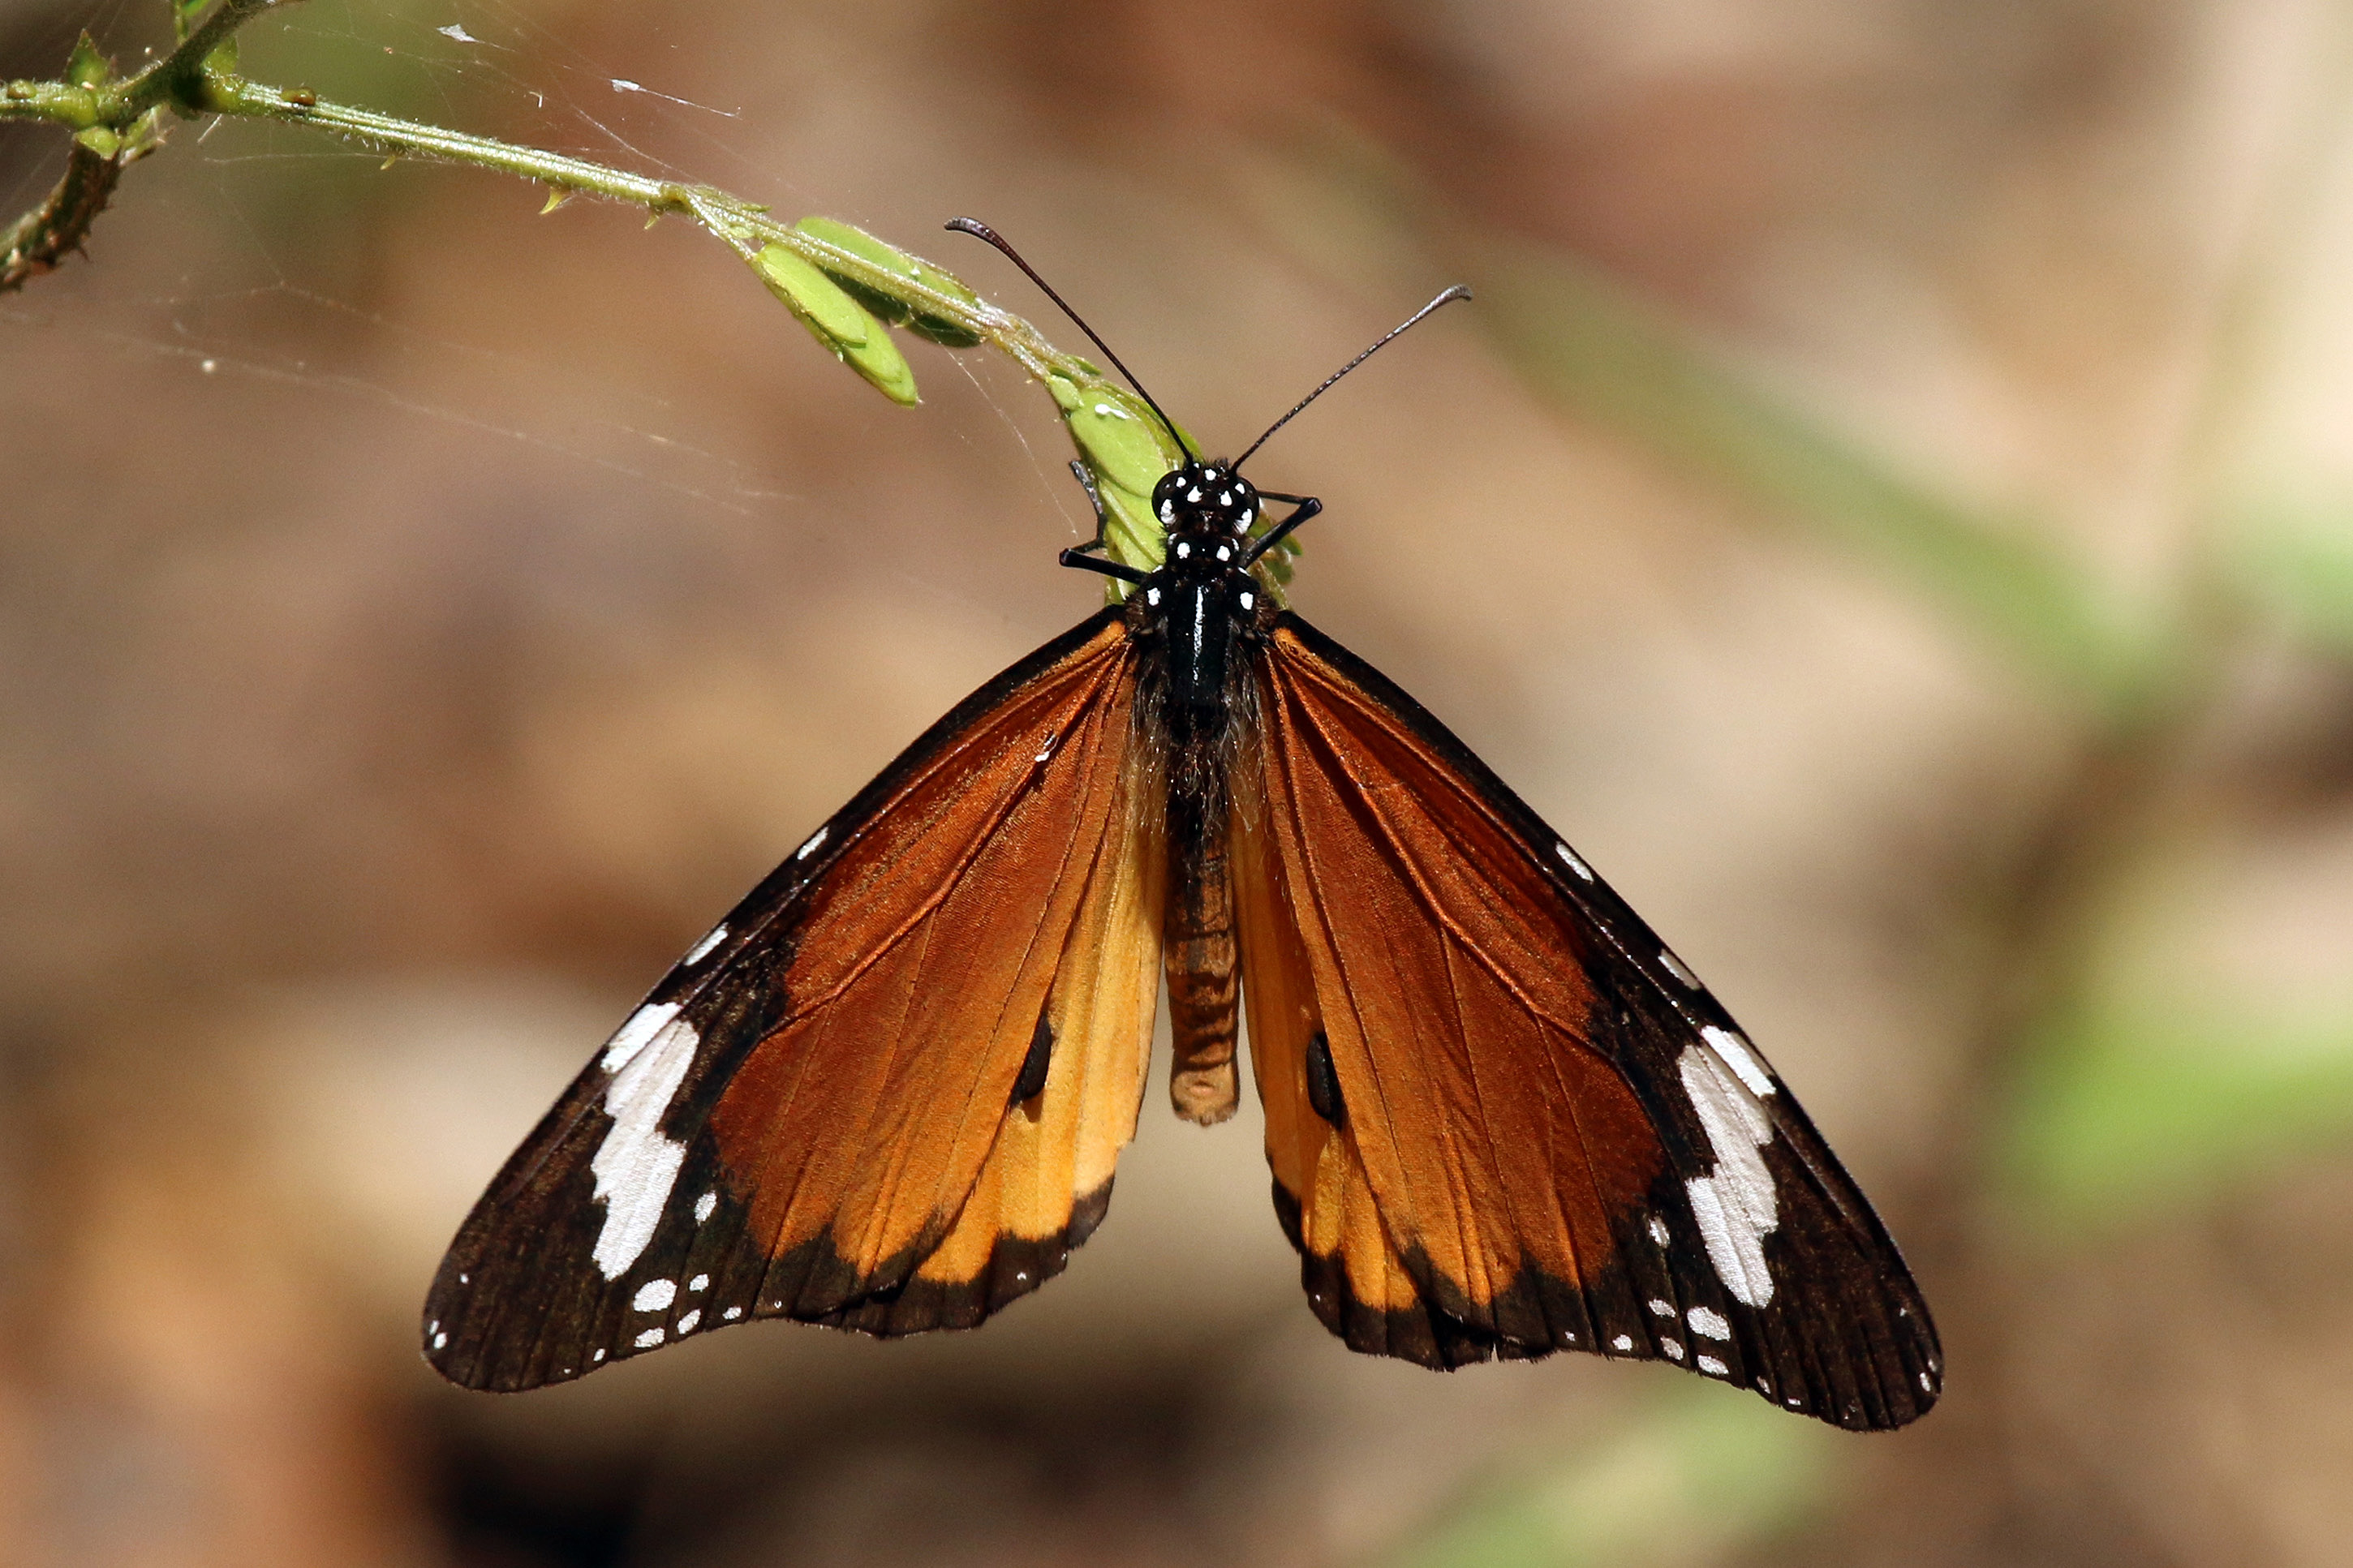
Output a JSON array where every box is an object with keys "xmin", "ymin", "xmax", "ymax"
[{"xmin": 1140, "ymin": 460, "xmax": 1267, "ymax": 724}]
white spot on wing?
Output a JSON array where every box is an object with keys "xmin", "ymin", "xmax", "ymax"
[
  {"xmin": 796, "ymin": 826, "xmax": 828, "ymax": 860},
  {"xmin": 433, "ymin": 1332, "xmax": 448, "ymax": 1350},
  {"xmin": 1703, "ymin": 1025, "xmax": 1774, "ymax": 1098},
  {"xmin": 1697, "ymin": 1355, "xmax": 1729, "ymax": 1376},
  {"xmin": 1920, "ymin": 1372, "xmax": 1934, "ymax": 1394},
  {"xmin": 678, "ymin": 1309, "xmax": 701, "ymax": 1334},
  {"xmin": 591, "ymin": 1017, "xmax": 699, "ymax": 1279},
  {"xmin": 688, "ymin": 1274, "xmax": 708, "ymax": 1292},
  {"xmin": 1647, "ymin": 1215, "xmax": 1670, "ymax": 1246},
  {"xmin": 593, "ymin": 1348, "xmax": 607, "ymax": 1363},
  {"xmin": 1680, "ymin": 1044, "xmax": 1778, "ymax": 1306},
  {"xmin": 1647, "ymin": 1299, "xmax": 1675, "ymax": 1317},
  {"xmin": 1555, "ymin": 843, "xmax": 1594, "ymax": 880},
  {"xmin": 694, "ymin": 1190, "xmax": 716, "ymax": 1223},
  {"xmin": 1688, "ymin": 1306, "xmax": 1731, "ymax": 1340},
  {"xmin": 1659, "ymin": 949, "xmax": 1700, "ymax": 987},
  {"xmin": 723, "ymin": 1306, "xmax": 742, "ymax": 1321},
  {"xmin": 684, "ymin": 926, "xmax": 728, "ymax": 965},
  {"xmin": 600, "ymin": 1003, "xmax": 680, "ymax": 1073},
  {"xmin": 1611, "ymin": 1334, "xmax": 1633, "ymax": 1351},
  {"xmin": 633, "ymin": 1327, "xmax": 665, "ymax": 1349},
  {"xmin": 1661, "ymin": 1339, "xmax": 1685, "ymax": 1360},
  {"xmin": 633, "ymin": 1278, "xmax": 677, "ymax": 1312}
]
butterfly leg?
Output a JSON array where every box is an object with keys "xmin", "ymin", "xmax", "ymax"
[
  {"xmin": 1244, "ymin": 494, "xmax": 1323, "ymax": 565},
  {"xmin": 1060, "ymin": 545, "xmax": 1151, "ymax": 584},
  {"xmin": 1069, "ymin": 459, "xmax": 1112, "ymax": 530},
  {"xmin": 1061, "ymin": 461, "xmax": 1155, "ymax": 583}
]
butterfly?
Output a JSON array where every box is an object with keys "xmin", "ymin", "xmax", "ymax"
[{"xmin": 422, "ymin": 221, "xmax": 1941, "ymax": 1431}]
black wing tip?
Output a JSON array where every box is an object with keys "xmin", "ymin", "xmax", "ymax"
[
  {"xmin": 785, "ymin": 1177, "xmax": 1116, "ymax": 1338},
  {"xmin": 1271, "ymin": 1182, "xmax": 1939, "ymax": 1430},
  {"xmin": 422, "ymin": 1179, "xmax": 1120, "ymax": 1392}
]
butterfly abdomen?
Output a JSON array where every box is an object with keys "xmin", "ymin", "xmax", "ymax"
[{"xmin": 1164, "ymin": 775, "xmax": 1241, "ymax": 1123}]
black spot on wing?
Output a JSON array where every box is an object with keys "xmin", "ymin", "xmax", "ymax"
[
  {"xmin": 1011, "ymin": 1007, "xmax": 1054, "ymax": 1107},
  {"xmin": 1304, "ymin": 1029, "xmax": 1345, "ymax": 1127}
]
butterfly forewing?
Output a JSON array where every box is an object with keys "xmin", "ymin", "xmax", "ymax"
[
  {"xmin": 1237, "ymin": 613, "xmax": 1940, "ymax": 1430},
  {"xmin": 424, "ymin": 611, "xmax": 1162, "ymax": 1390}
]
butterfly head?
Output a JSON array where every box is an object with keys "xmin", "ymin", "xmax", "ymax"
[{"xmin": 1152, "ymin": 460, "xmax": 1259, "ymax": 547}]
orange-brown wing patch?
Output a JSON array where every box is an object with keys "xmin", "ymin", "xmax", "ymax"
[
  {"xmin": 425, "ymin": 612, "xmax": 1166, "ymax": 1390},
  {"xmin": 838, "ymin": 750, "xmax": 1164, "ymax": 1333},
  {"xmin": 1237, "ymin": 637, "xmax": 1663, "ymax": 1366},
  {"xmin": 1238, "ymin": 615, "xmax": 1941, "ymax": 1428}
]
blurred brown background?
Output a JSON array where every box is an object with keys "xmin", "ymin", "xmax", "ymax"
[{"xmin": 7, "ymin": 0, "xmax": 2353, "ymax": 1563}]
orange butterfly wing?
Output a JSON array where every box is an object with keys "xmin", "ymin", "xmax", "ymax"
[
  {"xmin": 425, "ymin": 611, "xmax": 1163, "ymax": 1390},
  {"xmin": 1236, "ymin": 613, "xmax": 1939, "ymax": 1430}
]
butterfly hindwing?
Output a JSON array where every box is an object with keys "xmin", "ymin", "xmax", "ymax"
[
  {"xmin": 1237, "ymin": 612, "xmax": 1940, "ymax": 1430},
  {"xmin": 424, "ymin": 610, "xmax": 1162, "ymax": 1390}
]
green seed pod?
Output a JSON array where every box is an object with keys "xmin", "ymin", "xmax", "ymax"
[
  {"xmin": 1253, "ymin": 531, "xmax": 1299, "ymax": 588},
  {"xmin": 1056, "ymin": 381, "xmax": 1180, "ymax": 501},
  {"xmin": 793, "ymin": 217, "xmax": 984, "ymax": 349},
  {"xmin": 1047, "ymin": 379, "xmax": 1192, "ymax": 583},
  {"xmin": 751, "ymin": 243, "xmax": 918, "ymax": 407},
  {"xmin": 1098, "ymin": 484, "xmax": 1166, "ymax": 578}
]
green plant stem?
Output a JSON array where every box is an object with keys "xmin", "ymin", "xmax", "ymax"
[
  {"xmin": 125, "ymin": 0, "xmax": 279, "ymax": 112},
  {"xmin": 2, "ymin": 3, "xmax": 1100, "ymax": 390}
]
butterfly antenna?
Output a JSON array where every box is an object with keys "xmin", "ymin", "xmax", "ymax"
[
  {"xmin": 946, "ymin": 217, "xmax": 1194, "ymax": 459},
  {"xmin": 1233, "ymin": 286, "xmax": 1472, "ymax": 471}
]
